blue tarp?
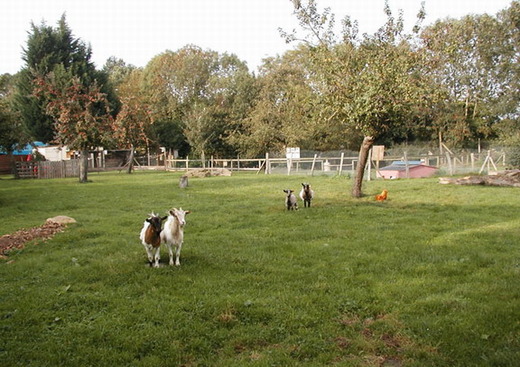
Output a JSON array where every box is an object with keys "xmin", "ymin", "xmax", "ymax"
[
  {"xmin": 0, "ymin": 141, "xmax": 47, "ymax": 155},
  {"xmin": 391, "ymin": 160, "xmax": 423, "ymax": 166}
]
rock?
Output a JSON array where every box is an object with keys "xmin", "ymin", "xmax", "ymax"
[{"xmin": 46, "ymin": 216, "xmax": 77, "ymax": 224}]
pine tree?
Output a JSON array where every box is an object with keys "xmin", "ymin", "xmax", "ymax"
[{"xmin": 12, "ymin": 14, "xmax": 116, "ymax": 143}]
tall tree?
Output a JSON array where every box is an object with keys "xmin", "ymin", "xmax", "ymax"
[
  {"xmin": 229, "ymin": 48, "xmax": 317, "ymax": 157},
  {"xmin": 493, "ymin": 1, "xmax": 520, "ymax": 142},
  {"xmin": 0, "ymin": 74, "xmax": 30, "ymax": 172},
  {"xmin": 34, "ymin": 72, "xmax": 115, "ymax": 182},
  {"xmin": 114, "ymin": 69, "xmax": 155, "ymax": 173},
  {"xmin": 420, "ymin": 14, "xmax": 506, "ymax": 147},
  {"xmin": 142, "ymin": 46, "xmax": 212, "ymax": 156},
  {"xmin": 102, "ymin": 57, "xmax": 136, "ymax": 89},
  {"xmin": 285, "ymin": 0, "xmax": 428, "ymax": 197},
  {"xmin": 143, "ymin": 46, "xmax": 254, "ymax": 158},
  {"xmin": 190, "ymin": 53, "xmax": 255, "ymax": 158},
  {"xmin": 12, "ymin": 14, "xmax": 118, "ymax": 144}
]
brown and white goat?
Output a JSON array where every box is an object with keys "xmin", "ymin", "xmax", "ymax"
[
  {"xmin": 140, "ymin": 213, "xmax": 167, "ymax": 267},
  {"xmin": 161, "ymin": 208, "xmax": 191, "ymax": 266},
  {"xmin": 299, "ymin": 183, "xmax": 314, "ymax": 208}
]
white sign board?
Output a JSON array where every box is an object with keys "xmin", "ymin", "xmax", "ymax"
[
  {"xmin": 372, "ymin": 145, "xmax": 385, "ymax": 161},
  {"xmin": 286, "ymin": 147, "xmax": 300, "ymax": 159}
]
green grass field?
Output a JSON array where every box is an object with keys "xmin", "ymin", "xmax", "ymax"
[{"xmin": 1, "ymin": 171, "xmax": 519, "ymax": 366}]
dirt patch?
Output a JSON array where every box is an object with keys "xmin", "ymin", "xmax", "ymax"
[
  {"xmin": 183, "ymin": 168, "xmax": 232, "ymax": 178},
  {"xmin": 439, "ymin": 170, "xmax": 520, "ymax": 187},
  {"xmin": 0, "ymin": 221, "xmax": 68, "ymax": 258}
]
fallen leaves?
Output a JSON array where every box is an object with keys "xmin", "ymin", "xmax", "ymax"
[{"xmin": 0, "ymin": 221, "xmax": 66, "ymax": 258}]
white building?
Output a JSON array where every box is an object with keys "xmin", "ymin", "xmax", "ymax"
[{"xmin": 37, "ymin": 146, "xmax": 70, "ymax": 161}]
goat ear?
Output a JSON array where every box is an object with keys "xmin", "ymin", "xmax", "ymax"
[
  {"xmin": 146, "ymin": 218, "xmax": 151, "ymax": 223},
  {"xmin": 185, "ymin": 210, "xmax": 191, "ymax": 215},
  {"xmin": 161, "ymin": 216, "xmax": 167, "ymax": 221}
]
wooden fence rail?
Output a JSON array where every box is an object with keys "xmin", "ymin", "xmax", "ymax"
[
  {"xmin": 13, "ymin": 150, "xmax": 507, "ymax": 179},
  {"xmin": 16, "ymin": 160, "xmax": 80, "ymax": 179},
  {"xmin": 165, "ymin": 151, "xmax": 507, "ymax": 177}
]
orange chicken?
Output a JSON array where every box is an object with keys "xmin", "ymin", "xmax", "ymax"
[{"xmin": 375, "ymin": 189, "xmax": 388, "ymax": 202}]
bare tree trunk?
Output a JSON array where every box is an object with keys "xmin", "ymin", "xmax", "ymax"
[
  {"xmin": 79, "ymin": 149, "xmax": 89, "ymax": 183},
  {"xmin": 127, "ymin": 145, "xmax": 135, "ymax": 174},
  {"xmin": 352, "ymin": 135, "xmax": 374, "ymax": 198}
]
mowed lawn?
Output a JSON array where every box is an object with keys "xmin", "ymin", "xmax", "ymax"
[{"xmin": 0, "ymin": 171, "xmax": 519, "ymax": 366}]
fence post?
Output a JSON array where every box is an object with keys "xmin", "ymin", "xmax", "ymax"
[
  {"xmin": 265, "ymin": 153, "xmax": 270, "ymax": 174},
  {"xmin": 367, "ymin": 149, "xmax": 372, "ymax": 181},
  {"xmin": 338, "ymin": 152, "xmax": 345, "ymax": 176},
  {"xmin": 404, "ymin": 151, "xmax": 409, "ymax": 179},
  {"xmin": 446, "ymin": 151, "xmax": 453, "ymax": 175},
  {"xmin": 311, "ymin": 154, "xmax": 317, "ymax": 176}
]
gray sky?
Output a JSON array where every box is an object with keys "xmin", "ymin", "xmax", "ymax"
[{"xmin": 1, "ymin": 0, "xmax": 513, "ymax": 74}]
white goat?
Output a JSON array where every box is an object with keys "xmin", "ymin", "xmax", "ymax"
[
  {"xmin": 283, "ymin": 189, "xmax": 298, "ymax": 210},
  {"xmin": 161, "ymin": 208, "xmax": 191, "ymax": 266},
  {"xmin": 299, "ymin": 183, "xmax": 314, "ymax": 208},
  {"xmin": 139, "ymin": 213, "xmax": 167, "ymax": 267}
]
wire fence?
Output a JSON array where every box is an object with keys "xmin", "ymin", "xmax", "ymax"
[
  {"xmin": 164, "ymin": 148, "xmax": 508, "ymax": 178},
  {"xmin": 12, "ymin": 146, "xmax": 509, "ymax": 179}
]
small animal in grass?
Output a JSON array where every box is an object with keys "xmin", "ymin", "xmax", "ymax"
[
  {"xmin": 140, "ymin": 213, "xmax": 167, "ymax": 267},
  {"xmin": 375, "ymin": 189, "xmax": 388, "ymax": 202},
  {"xmin": 179, "ymin": 175, "xmax": 188, "ymax": 188},
  {"xmin": 283, "ymin": 189, "xmax": 298, "ymax": 210},
  {"xmin": 161, "ymin": 208, "xmax": 191, "ymax": 266},
  {"xmin": 299, "ymin": 182, "xmax": 314, "ymax": 208}
]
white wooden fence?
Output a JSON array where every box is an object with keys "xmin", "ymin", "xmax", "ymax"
[
  {"xmin": 165, "ymin": 150, "xmax": 507, "ymax": 177},
  {"xmin": 14, "ymin": 149, "xmax": 507, "ymax": 179}
]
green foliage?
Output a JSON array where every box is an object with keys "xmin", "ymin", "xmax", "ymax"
[
  {"xmin": 283, "ymin": 0, "xmax": 434, "ymax": 197},
  {"xmin": 142, "ymin": 46, "xmax": 255, "ymax": 157},
  {"xmin": 102, "ymin": 57, "xmax": 136, "ymax": 89},
  {"xmin": 506, "ymin": 147, "xmax": 520, "ymax": 167},
  {"xmin": 33, "ymin": 73, "xmax": 115, "ymax": 151},
  {"xmin": 12, "ymin": 14, "xmax": 118, "ymax": 144},
  {"xmin": 0, "ymin": 173, "xmax": 519, "ymax": 366},
  {"xmin": 6, "ymin": 1, "xmax": 520, "ymax": 163},
  {"xmin": 229, "ymin": 48, "xmax": 319, "ymax": 157},
  {"xmin": 113, "ymin": 69, "xmax": 155, "ymax": 152},
  {"xmin": 12, "ymin": 67, "xmax": 56, "ymax": 143},
  {"xmin": 292, "ymin": 1, "xmax": 429, "ymax": 142},
  {"xmin": 0, "ymin": 74, "xmax": 29, "ymax": 152}
]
